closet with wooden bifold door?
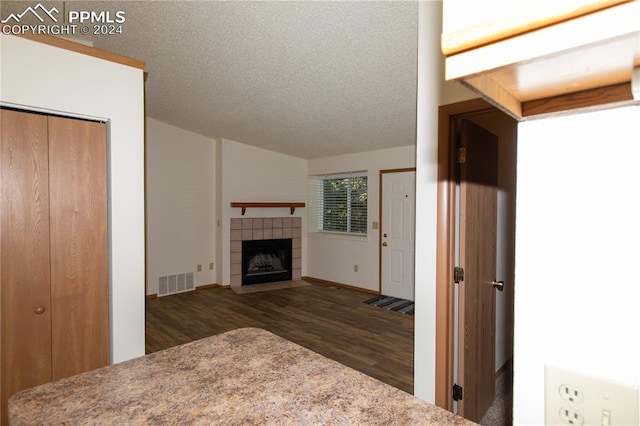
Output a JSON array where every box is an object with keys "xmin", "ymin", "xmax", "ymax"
[{"xmin": 0, "ymin": 108, "xmax": 109, "ymax": 424}]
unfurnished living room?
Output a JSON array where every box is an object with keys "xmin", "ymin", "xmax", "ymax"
[{"xmin": 3, "ymin": 1, "xmax": 640, "ymax": 425}]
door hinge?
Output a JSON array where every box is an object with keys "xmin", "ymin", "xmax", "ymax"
[
  {"xmin": 454, "ymin": 266, "xmax": 464, "ymax": 283},
  {"xmin": 456, "ymin": 147, "xmax": 466, "ymax": 164},
  {"xmin": 453, "ymin": 384, "xmax": 463, "ymax": 401}
]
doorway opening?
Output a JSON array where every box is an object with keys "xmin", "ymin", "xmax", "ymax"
[{"xmin": 435, "ymin": 99, "xmax": 518, "ymax": 424}]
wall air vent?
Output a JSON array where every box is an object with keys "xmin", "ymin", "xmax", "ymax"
[{"xmin": 158, "ymin": 272, "xmax": 195, "ymax": 296}]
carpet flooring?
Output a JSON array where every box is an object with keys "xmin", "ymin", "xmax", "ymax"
[
  {"xmin": 364, "ymin": 295, "xmax": 415, "ymax": 315},
  {"xmin": 480, "ymin": 361, "xmax": 513, "ymax": 426}
]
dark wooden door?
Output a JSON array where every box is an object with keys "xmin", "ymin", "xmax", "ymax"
[
  {"xmin": 48, "ymin": 116, "xmax": 109, "ymax": 380},
  {"xmin": 457, "ymin": 119, "xmax": 498, "ymax": 422},
  {"xmin": 1, "ymin": 109, "xmax": 53, "ymax": 424}
]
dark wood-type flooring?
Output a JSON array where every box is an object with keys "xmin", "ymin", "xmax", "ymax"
[{"xmin": 145, "ymin": 282, "xmax": 414, "ymax": 393}]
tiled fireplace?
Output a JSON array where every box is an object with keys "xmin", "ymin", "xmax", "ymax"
[{"xmin": 230, "ymin": 217, "xmax": 302, "ymax": 286}]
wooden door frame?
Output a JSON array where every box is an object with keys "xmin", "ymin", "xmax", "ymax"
[
  {"xmin": 378, "ymin": 168, "xmax": 416, "ymax": 294},
  {"xmin": 434, "ymin": 98, "xmax": 498, "ymax": 410}
]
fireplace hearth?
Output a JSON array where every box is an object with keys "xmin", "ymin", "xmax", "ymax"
[{"xmin": 242, "ymin": 239, "xmax": 292, "ymax": 285}]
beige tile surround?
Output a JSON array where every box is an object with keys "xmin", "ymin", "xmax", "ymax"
[{"xmin": 230, "ymin": 217, "xmax": 302, "ymax": 286}]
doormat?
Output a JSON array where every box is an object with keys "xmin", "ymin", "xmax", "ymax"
[{"xmin": 363, "ymin": 295, "xmax": 414, "ymax": 315}]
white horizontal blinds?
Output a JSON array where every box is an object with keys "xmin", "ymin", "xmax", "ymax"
[
  {"xmin": 308, "ymin": 176, "xmax": 324, "ymax": 232},
  {"xmin": 347, "ymin": 173, "xmax": 367, "ymax": 233},
  {"xmin": 309, "ymin": 171, "xmax": 367, "ymax": 235}
]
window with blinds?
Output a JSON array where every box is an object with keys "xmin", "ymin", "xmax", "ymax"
[{"xmin": 308, "ymin": 172, "xmax": 368, "ymax": 235}]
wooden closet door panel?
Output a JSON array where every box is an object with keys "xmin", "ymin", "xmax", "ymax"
[
  {"xmin": 47, "ymin": 116, "xmax": 109, "ymax": 380},
  {"xmin": 1, "ymin": 109, "xmax": 53, "ymax": 421}
]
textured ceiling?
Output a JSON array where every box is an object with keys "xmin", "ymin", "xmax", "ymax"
[{"xmin": 5, "ymin": 1, "xmax": 420, "ymax": 159}]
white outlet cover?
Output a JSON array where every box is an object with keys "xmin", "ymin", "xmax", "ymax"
[{"xmin": 545, "ymin": 365, "xmax": 639, "ymax": 426}]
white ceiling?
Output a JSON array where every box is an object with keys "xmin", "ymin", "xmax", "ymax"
[{"xmin": 6, "ymin": 1, "xmax": 420, "ymax": 159}]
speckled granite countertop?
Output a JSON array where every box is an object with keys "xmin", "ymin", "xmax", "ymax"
[{"xmin": 9, "ymin": 327, "xmax": 476, "ymax": 425}]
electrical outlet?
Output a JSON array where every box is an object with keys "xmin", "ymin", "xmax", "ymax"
[
  {"xmin": 559, "ymin": 406, "xmax": 584, "ymax": 425},
  {"xmin": 545, "ymin": 365, "xmax": 639, "ymax": 426},
  {"xmin": 196, "ymin": 264, "xmax": 202, "ymax": 272},
  {"xmin": 560, "ymin": 384, "xmax": 584, "ymax": 404},
  {"xmin": 209, "ymin": 262, "xmax": 214, "ymax": 270},
  {"xmin": 354, "ymin": 264, "xmax": 358, "ymax": 272}
]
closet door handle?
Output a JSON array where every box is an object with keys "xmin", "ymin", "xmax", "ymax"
[
  {"xmin": 491, "ymin": 281, "xmax": 504, "ymax": 291},
  {"xmin": 34, "ymin": 306, "xmax": 46, "ymax": 315}
]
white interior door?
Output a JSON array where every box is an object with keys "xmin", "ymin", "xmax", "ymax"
[{"xmin": 381, "ymin": 170, "xmax": 416, "ymax": 301}]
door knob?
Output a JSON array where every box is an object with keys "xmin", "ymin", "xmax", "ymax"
[
  {"xmin": 491, "ymin": 280, "xmax": 504, "ymax": 291},
  {"xmin": 34, "ymin": 306, "xmax": 46, "ymax": 314},
  {"xmin": 382, "ymin": 242, "xmax": 388, "ymax": 247}
]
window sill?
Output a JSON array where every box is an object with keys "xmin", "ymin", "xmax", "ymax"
[{"xmin": 308, "ymin": 231, "xmax": 369, "ymax": 242}]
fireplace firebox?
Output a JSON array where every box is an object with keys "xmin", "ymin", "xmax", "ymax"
[{"xmin": 241, "ymin": 239, "xmax": 292, "ymax": 285}]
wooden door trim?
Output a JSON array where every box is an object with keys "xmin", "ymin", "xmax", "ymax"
[
  {"xmin": 378, "ymin": 168, "xmax": 416, "ymax": 294},
  {"xmin": 435, "ymin": 98, "xmax": 495, "ymax": 410}
]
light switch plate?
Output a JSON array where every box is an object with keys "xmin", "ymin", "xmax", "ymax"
[{"xmin": 545, "ymin": 365, "xmax": 639, "ymax": 425}]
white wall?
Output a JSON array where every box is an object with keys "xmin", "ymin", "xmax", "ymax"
[
  {"xmin": 306, "ymin": 146, "xmax": 415, "ymax": 291},
  {"xmin": 513, "ymin": 105, "xmax": 640, "ymax": 424},
  {"xmin": 413, "ymin": 1, "xmax": 445, "ymax": 403},
  {"xmin": 1, "ymin": 35, "xmax": 145, "ymax": 363},
  {"xmin": 220, "ymin": 139, "xmax": 308, "ymax": 285},
  {"xmin": 440, "ymin": 80, "xmax": 475, "ymax": 106},
  {"xmin": 215, "ymin": 139, "xmax": 223, "ymax": 284},
  {"xmin": 145, "ymin": 118, "xmax": 217, "ymax": 294}
]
